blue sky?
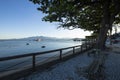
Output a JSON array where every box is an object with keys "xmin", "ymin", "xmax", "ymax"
[{"xmin": 0, "ymin": 0, "xmax": 91, "ymax": 39}]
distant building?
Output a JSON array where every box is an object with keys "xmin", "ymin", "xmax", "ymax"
[
  {"xmin": 73, "ymin": 38, "xmax": 81, "ymax": 41},
  {"xmin": 34, "ymin": 38, "xmax": 42, "ymax": 41}
]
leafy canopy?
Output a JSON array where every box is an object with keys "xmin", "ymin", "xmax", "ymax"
[{"xmin": 30, "ymin": 0, "xmax": 120, "ymax": 32}]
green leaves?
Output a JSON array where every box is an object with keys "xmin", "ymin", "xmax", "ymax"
[{"xmin": 30, "ymin": 0, "xmax": 120, "ymax": 33}]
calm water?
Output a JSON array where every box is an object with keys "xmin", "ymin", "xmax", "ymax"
[
  {"xmin": 0, "ymin": 40, "xmax": 81, "ymax": 57},
  {"xmin": 0, "ymin": 40, "xmax": 82, "ymax": 72}
]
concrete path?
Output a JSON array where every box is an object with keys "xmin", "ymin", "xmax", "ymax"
[
  {"xmin": 104, "ymin": 42, "xmax": 120, "ymax": 80},
  {"xmin": 18, "ymin": 52, "xmax": 94, "ymax": 80},
  {"xmin": 104, "ymin": 52, "xmax": 120, "ymax": 80}
]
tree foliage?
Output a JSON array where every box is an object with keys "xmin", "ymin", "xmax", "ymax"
[
  {"xmin": 30, "ymin": 0, "xmax": 119, "ymax": 31},
  {"xmin": 30, "ymin": 0, "xmax": 120, "ymax": 49}
]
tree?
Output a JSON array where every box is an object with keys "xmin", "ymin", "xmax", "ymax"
[{"xmin": 30, "ymin": 0, "xmax": 120, "ymax": 50}]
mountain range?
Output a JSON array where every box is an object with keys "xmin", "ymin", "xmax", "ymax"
[{"xmin": 0, "ymin": 36, "xmax": 82, "ymax": 41}]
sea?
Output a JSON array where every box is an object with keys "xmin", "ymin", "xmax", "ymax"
[
  {"xmin": 0, "ymin": 40, "xmax": 81, "ymax": 57},
  {"xmin": 0, "ymin": 40, "xmax": 82, "ymax": 72}
]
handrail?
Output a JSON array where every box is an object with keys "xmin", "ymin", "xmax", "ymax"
[{"xmin": 0, "ymin": 45, "xmax": 81, "ymax": 61}]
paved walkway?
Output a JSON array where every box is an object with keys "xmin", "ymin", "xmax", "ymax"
[
  {"xmin": 104, "ymin": 52, "xmax": 120, "ymax": 80},
  {"xmin": 18, "ymin": 52, "xmax": 93, "ymax": 80}
]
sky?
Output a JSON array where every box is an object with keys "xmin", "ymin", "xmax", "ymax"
[{"xmin": 0, "ymin": 0, "xmax": 91, "ymax": 39}]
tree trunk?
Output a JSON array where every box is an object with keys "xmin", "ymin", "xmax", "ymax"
[
  {"xmin": 97, "ymin": 0, "xmax": 110, "ymax": 50},
  {"xmin": 97, "ymin": 26, "xmax": 109, "ymax": 50},
  {"xmin": 109, "ymin": 28, "xmax": 112, "ymax": 45}
]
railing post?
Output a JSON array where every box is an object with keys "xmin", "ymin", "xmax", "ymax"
[
  {"xmin": 73, "ymin": 47, "xmax": 75, "ymax": 54},
  {"xmin": 85, "ymin": 40, "xmax": 88, "ymax": 50},
  {"xmin": 32, "ymin": 54, "xmax": 36, "ymax": 71},
  {"xmin": 60, "ymin": 49, "xmax": 62, "ymax": 60},
  {"xmin": 92, "ymin": 39, "xmax": 94, "ymax": 48},
  {"xmin": 87, "ymin": 40, "xmax": 90, "ymax": 49},
  {"xmin": 90, "ymin": 39, "xmax": 92, "ymax": 49},
  {"xmin": 89, "ymin": 39, "xmax": 91, "ymax": 48},
  {"xmin": 81, "ymin": 45, "xmax": 83, "ymax": 52},
  {"xmin": 92, "ymin": 39, "xmax": 95, "ymax": 48}
]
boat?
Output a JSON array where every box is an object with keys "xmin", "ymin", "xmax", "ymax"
[
  {"xmin": 41, "ymin": 46, "xmax": 46, "ymax": 48},
  {"xmin": 26, "ymin": 43, "xmax": 29, "ymax": 45}
]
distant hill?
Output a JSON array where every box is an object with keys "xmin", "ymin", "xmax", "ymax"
[{"xmin": 0, "ymin": 36, "xmax": 77, "ymax": 41}]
